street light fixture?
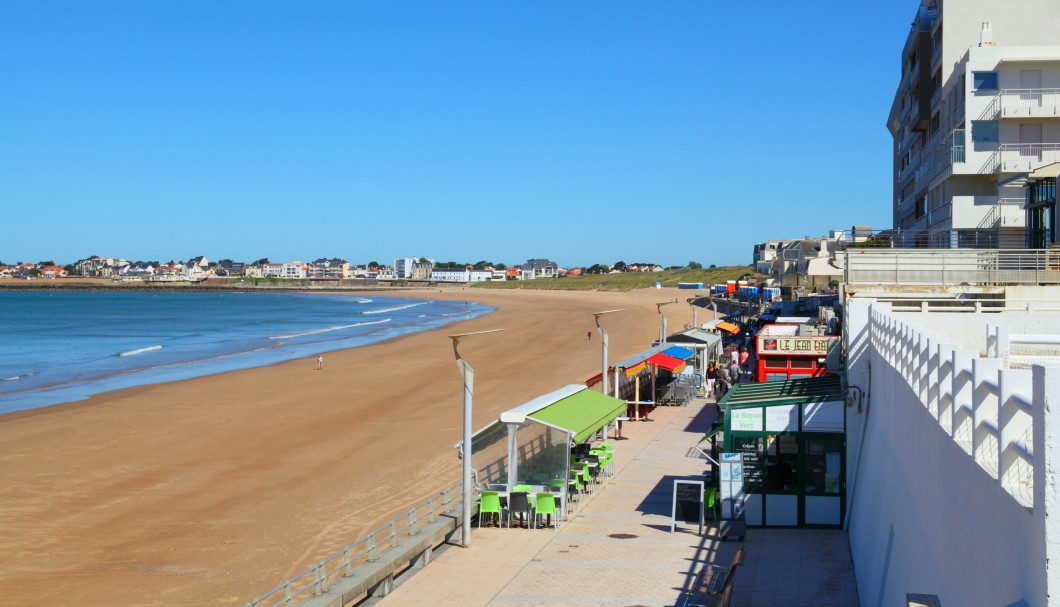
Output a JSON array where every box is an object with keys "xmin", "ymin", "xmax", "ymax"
[
  {"xmin": 655, "ymin": 299, "xmax": 678, "ymax": 345},
  {"xmin": 593, "ymin": 309, "xmax": 624, "ymax": 396},
  {"xmin": 687, "ymin": 294, "xmax": 701, "ymax": 328},
  {"xmin": 449, "ymin": 328, "xmax": 503, "ymax": 548}
]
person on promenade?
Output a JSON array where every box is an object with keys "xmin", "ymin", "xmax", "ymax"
[
  {"xmin": 317, "ymin": 355, "xmax": 324, "ymax": 371},
  {"xmin": 728, "ymin": 345, "xmax": 741, "ymax": 377},
  {"xmin": 728, "ymin": 359, "xmax": 741, "ymax": 385},
  {"xmin": 706, "ymin": 361, "xmax": 717, "ymax": 397},
  {"xmin": 739, "ymin": 348, "xmax": 750, "ymax": 381}
]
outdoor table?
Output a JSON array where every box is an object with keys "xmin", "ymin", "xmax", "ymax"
[{"xmin": 490, "ymin": 488, "xmax": 564, "ymax": 527}]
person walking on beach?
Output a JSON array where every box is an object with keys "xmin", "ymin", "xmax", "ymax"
[
  {"xmin": 587, "ymin": 330, "xmax": 592, "ymax": 341},
  {"xmin": 317, "ymin": 355, "xmax": 324, "ymax": 371}
]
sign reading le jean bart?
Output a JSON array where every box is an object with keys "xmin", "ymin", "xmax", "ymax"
[{"xmin": 758, "ymin": 335, "xmax": 837, "ymax": 355}]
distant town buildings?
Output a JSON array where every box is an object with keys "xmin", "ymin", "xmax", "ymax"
[
  {"xmin": 308, "ymin": 258, "xmax": 350, "ymax": 279},
  {"xmin": 6, "ymin": 252, "xmax": 688, "ymax": 285},
  {"xmin": 519, "ymin": 258, "xmax": 559, "ymax": 280}
]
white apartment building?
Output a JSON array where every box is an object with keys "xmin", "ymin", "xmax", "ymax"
[
  {"xmin": 889, "ymin": 0, "xmax": 1060, "ymax": 248},
  {"xmin": 430, "ymin": 268, "xmax": 493, "ymax": 283},
  {"xmin": 262, "ymin": 262, "xmax": 308, "ymax": 279},
  {"xmin": 394, "ymin": 257, "xmax": 434, "ymax": 280}
]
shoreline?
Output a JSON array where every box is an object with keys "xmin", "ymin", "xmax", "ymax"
[
  {"xmin": 0, "ymin": 290, "xmax": 492, "ymax": 415},
  {"xmin": 0, "ymin": 286, "xmax": 695, "ymax": 606}
]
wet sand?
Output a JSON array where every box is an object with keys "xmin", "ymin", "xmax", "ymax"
[{"xmin": 0, "ymin": 286, "xmax": 696, "ymax": 606}]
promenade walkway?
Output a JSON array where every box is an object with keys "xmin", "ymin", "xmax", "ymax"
[{"xmin": 375, "ymin": 397, "xmax": 859, "ymax": 607}]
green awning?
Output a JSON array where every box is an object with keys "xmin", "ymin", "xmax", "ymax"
[
  {"xmin": 528, "ymin": 387, "xmax": 626, "ymax": 444},
  {"xmin": 718, "ymin": 375, "xmax": 845, "ymax": 409}
]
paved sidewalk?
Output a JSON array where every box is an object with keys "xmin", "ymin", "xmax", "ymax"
[{"xmin": 375, "ymin": 398, "xmax": 859, "ymax": 607}]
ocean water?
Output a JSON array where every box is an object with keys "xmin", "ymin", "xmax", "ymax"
[{"xmin": 0, "ymin": 291, "xmax": 491, "ymax": 414}]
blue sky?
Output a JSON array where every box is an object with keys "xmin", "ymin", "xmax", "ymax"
[{"xmin": 1, "ymin": 2, "xmax": 915, "ymax": 268}]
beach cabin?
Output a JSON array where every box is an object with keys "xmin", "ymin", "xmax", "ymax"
[
  {"xmin": 717, "ymin": 375, "xmax": 847, "ymax": 528},
  {"xmin": 468, "ymin": 385, "xmax": 625, "ymax": 519}
]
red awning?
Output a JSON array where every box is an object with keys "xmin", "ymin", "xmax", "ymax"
[{"xmin": 646, "ymin": 352, "xmax": 685, "ymax": 372}]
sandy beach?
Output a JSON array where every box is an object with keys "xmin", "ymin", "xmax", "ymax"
[{"xmin": 0, "ymin": 286, "xmax": 697, "ymax": 606}]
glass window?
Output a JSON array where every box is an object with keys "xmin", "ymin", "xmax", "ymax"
[
  {"xmin": 804, "ymin": 439, "xmax": 843, "ymax": 495},
  {"xmin": 971, "ymin": 121, "xmax": 999, "ymax": 142},
  {"xmin": 790, "ymin": 359, "xmax": 814, "ymax": 369},
  {"xmin": 973, "ymin": 71, "xmax": 998, "ymax": 90},
  {"xmin": 765, "ymin": 435, "xmax": 799, "ymax": 492}
]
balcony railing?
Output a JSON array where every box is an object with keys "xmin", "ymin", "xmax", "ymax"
[
  {"xmin": 982, "ymin": 143, "xmax": 1060, "ymax": 174},
  {"xmin": 845, "ymin": 248, "xmax": 1060, "ymax": 286},
  {"xmin": 983, "ymin": 88, "xmax": 1060, "ymax": 119},
  {"xmin": 976, "ymin": 198, "xmax": 1026, "ymax": 230}
]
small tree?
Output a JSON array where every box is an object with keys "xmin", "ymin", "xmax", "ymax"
[
  {"xmin": 613, "ymin": 261, "xmax": 627, "ymax": 272},
  {"xmin": 687, "ymin": 261, "xmax": 703, "ymax": 269},
  {"xmin": 37, "ymin": 260, "xmax": 56, "ymax": 267},
  {"xmin": 254, "ymin": 258, "xmax": 269, "ymax": 265}
]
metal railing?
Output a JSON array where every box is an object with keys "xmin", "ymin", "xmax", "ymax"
[
  {"xmin": 242, "ymin": 481, "xmax": 461, "ymax": 607},
  {"xmin": 976, "ymin": 197, "xmax": 1026, "ymax": 229},
  {"xmin": 982, "ymin": 143, "xmax": 1060, "ymax": 174},
  {"xmin": 845, "ymin": 249, "xmax": 1060, "ymax": 286},
  {"xmin": 981, "ymin": 88, "xmax": 1060, "ymax": 119}
]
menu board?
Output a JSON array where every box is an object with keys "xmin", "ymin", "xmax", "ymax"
[
  {"xmin": 733, "ymin": 437, "xmax": 764, "ymax": 489},
  {"xmin": 719, "ymin": 453, "xmax": 745, "ymax": 521},
  {"xmin": 671, "ymin": 479, "xmax": 705, "ymax": 533}
]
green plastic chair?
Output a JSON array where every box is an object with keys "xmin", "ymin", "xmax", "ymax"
[
  {"xmin": 598, "ymin": 442, "xmax": 613, "ymax": 451},
  {"xmin": 574, "ymin": 463, "xmax": 592, "ymax": 493},
  {"xmin": 534, "ymin": 492, "xmax": 559, "ymax": 528},
  {"xmin": 478, "ymin": 491, "xmax": 503, "ymax": 527},
  {"xmin": 567, "ymin": 474, "xmax": 582, "ymax": 503},
  {"xmin": 512, "ymin": 484, "xmax": 533, "ymax": 493},
  {"xmin": 705, "ymin": 488, "xmax": 717, "ymax": 521},
  {"xmin": 547, "ymin": 478, "xmax": 566, "ymax": 490},
  {"xmin": 590, "ymin": 448, "xmax": 613, "ymax": 476}
]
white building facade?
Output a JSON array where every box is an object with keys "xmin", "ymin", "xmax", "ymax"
[
  {"xmin": 430, "ymin": 268, "xmax": 493, "ymax": 282},
  {"xmin": 889, "ymin": 0, "xmax": 1060, "ymax": 248},
  {"xmin": 394, "ymin": 257, "xmax": 434, "ymax": 280}
]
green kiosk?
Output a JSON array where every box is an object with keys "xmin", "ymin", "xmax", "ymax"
[{"xmin": 717, "ymin": 375, "xmax": 846, "ymax": 528}]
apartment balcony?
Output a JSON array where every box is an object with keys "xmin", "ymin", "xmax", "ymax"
[
  {"xmin": 949, "ymin": 196, "xmax": 1027, "ymax": 230},
  {"xmin": 982, "ymin": 143, "xmax": 1060, "ymax": 174},
  {"xmin": 982, "ymin": 89, "xmax": 1060, "ymax": 120}
]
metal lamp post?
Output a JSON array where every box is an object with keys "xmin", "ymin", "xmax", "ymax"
[
  {"xmin": 449, "ymin": 329, "xmax": 503, "ymax": 548},
  {"xmin": 688, "ymin": 294, "xmax": 701, "ymax": 328},
  {"xmin": 593, "ymin": 309, "xmax": 624, "ymax": 396},
  {"xmin": 655, "ymin": 299, "xmax": 678, "ymax": 344}
]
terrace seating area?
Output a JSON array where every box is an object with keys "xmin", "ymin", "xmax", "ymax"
[
  {"xmin": 376, "ymin": 395, "xmax": 859, "ymax": 607},
  {"xmin": 474, "ymin": 441, "xmax": 615, "ymax": 529}
]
